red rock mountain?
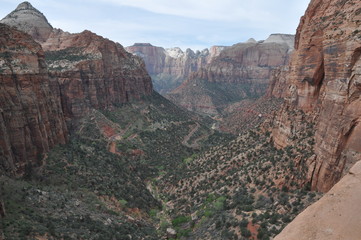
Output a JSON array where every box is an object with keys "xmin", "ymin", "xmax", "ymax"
[
  {"xmin": 167, "ymin": 34, "xmax": 294, "ymax": 116},
  {"xmin": 126, "ymin": 43, "xmax": 225, "ymax": 94},
  {"xmin": 0, "ymin": 23, "xmax": 67, "ymax": 175},
  {"xmin": 0, "ymin": 2, "xmax": 153, "ymax": 174},
  {"xmin": 43, "ymin": 29, "xmax": 153, "ymax": 120},
  {"xmin": 271, "ymin": 0, "xmax": 361, "ymax": 192}
]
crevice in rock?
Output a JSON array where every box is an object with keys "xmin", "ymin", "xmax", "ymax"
[{"xmin": 349, "ymin": 47, "xmax": 361, "ymax": 73}]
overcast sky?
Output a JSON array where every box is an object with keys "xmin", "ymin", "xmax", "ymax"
[{"xmin": 0, "ymin": 0, "xmax": 310, "ymax": 50}]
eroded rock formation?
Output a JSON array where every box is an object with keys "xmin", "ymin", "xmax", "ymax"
[
  {"xmin": 0, "ymin": 2, "xmax": 153, "ymax": 175},
  {"xmin": 43, "ymin": 29, "xmax": 153, "ymax": 120},
  {"xmin": 0, "ymin": 23, "xmax": 67, "ymax": 174},
  {"xmin": 126, "ymin": 43, "xmax": 225, "ymax": 94},
  {"xmin": 271, "ymin": 0, "xmax": 361, "ymax": 192},
  {"xmin": 167, "ymin": 34, "xmax": 294, "ymax": 115}
]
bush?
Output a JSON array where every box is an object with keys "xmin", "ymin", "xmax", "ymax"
[{"xmin": 172, "ymin": 215, "xmax": 191, "ymax": 227}]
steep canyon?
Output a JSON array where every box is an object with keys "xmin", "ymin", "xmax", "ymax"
[{"xmin": 271, "ymin": 0, "xmax": 361, "ymax": 192}]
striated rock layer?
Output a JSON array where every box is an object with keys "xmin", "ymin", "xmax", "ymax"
[
  {"xmin": 275, "ymin": 161, "xmax": 361, "ymax": 240},
  {"xmin": 167, "ymin": 34, "xmax": 294, "ymax": 115},
  {"xmin": 0, "ymin": 2, "xmax": 154, "ymax": 175},
  {"xmin": 0, "ymin": 23, "xmax": 67, "ymax": 175},
  {"xmin": 0, "ymin": 1, "xmax": 52, "ymax": 42},
  {"xmin": 43, "ymin": 29, "xmax": 153, "ymax": 120},
  {"xmin": 126, "ymin": 43, "xmax": 225, "ymax": 94},
  {"xmin": 271, "ymin": 0, "xmax": 361, "ymax": 192}
]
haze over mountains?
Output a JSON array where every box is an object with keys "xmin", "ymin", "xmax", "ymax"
[
  {"xmin": 126, "ymin": 34, "xmax": 295, "ymax": 117},
  {"xmin": 1, "ymin": 0, "xmax": 361, "ymax": 239}
]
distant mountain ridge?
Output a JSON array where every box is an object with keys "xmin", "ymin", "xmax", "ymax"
[
  {"xmin": 126, "ymin": 43, "xmax": 226, "ymax": 94},
  {"xmin": 167, "ymin": 34, "xmax": 295, "ymax": 116}
]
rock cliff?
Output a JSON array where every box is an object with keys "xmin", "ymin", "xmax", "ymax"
[
  {"xmin": 0, "ymin": 23, "xmax": 67, "ymax": 175},
  {"xmin": 126, "ymin": 43, "xmax": 225, "ymax": 94},
  {"xmin": 167, "ymin": 34, "xmax": 294, "ymax": 116},
  {"xmin": 43, "ymin": 29, "xmax": 153, "ymax": 120},
  {"xmin": 271, "ymin": 0, "xmax": 361, "ymax": 192},
  {"xmin": 275, "ymin": 161, "xmax": 361, "ymax": 240},
  {"xmin": 0, "ymin": 1, "xmax": 52, "ymax": 42},
  {"xmin": 0, "ymin": 2, "xmax": 153, "ymax": 174}
]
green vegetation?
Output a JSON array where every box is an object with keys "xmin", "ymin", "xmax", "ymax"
[
  {"xmin": 0, "ymin": 86, "xmax": 324, "ymax": 239},
  {"xmin": 158, "ymin": 109, "xmax": 322, "ymax": 239},
  {"xmin": 45, "ymin": 47, "xmax": 91, "ymax": 63}
]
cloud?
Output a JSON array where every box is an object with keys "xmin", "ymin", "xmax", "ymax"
[
  {"xmin": 96, "ymin": 0, "xmax": 278, "ymax": 22},
  {"xmin": 0, "ymin": 0, "xmax": 310, "ymax": 50}
]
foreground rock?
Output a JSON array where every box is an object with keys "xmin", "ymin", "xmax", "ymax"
[{"xmin": 275, "ymin": 161, "xmax": 361, "ymax": 240}]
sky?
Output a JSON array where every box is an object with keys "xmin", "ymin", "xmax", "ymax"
[{"xmin": 0, "ymin": 0, "xmax": 310, "ymax": 50}]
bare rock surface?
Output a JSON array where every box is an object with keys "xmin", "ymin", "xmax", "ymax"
[
  {"xmin": 271, "ymin": 0, "xmax": 361, "ymax": 192},
  {"xmin": 0, "ymin": 23, "xmax": 67, "ymax": 175},
  {"xmin": 275, "ymin": 161, "xmax": 361, "ymax": 240},
  {"xmin": 0, "ymin": 2, "xmax": 52, "ymax": 42}
]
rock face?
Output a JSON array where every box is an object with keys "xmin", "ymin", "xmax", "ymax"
[
  {"xmin": 275, "ymin": 161, "xmax": 361, "ymax": 240},
  {"xmin": 0, "ymin": 23, "xmax": 67, "ymax": 174},
  {"xmin": 167, "ymin": 35, "xmax": 294, "ymax": 115},
  {"xmin": 192, "ymin": 34, "xmax": 294, "ymax": 83},
  {"xmin": 126, "ymin": 43, "xmax": 225, "ymax": 94},
  {"xmin": 43, "ymin": 30, "xmax": 153, "ymax": 120},
  {"xmin": 0, "ymin": 2, "xmax": 52, "ymax": 42},
  {"xmin": 0, "ymin": 2, "xmax": 153, "ymax": 174},
  {"xmin": 271, "ymin": 0, "xmax": 361, "ymax": 192}
]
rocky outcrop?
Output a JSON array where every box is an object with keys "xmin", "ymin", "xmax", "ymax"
[
  {"xmin": 271, "ymin": 0, "xmax": 361, "ymax": 192},
  {"xmin": 192, "ymin": 34, "xmax": 294, "ymax": 83},
  {"xmin": 167, "ymin": 35, "xmax": 294, "ymax": 115},
  {"xmin": 126, "ymin": 43, "xmax": 225, "ymax": 94},
  {"xmin": 0, "ymin": 2, "xmax": 52, "ymax": 42},
  {"xmin": 43, "ymin": 29, "xmax": 153, "ymax": 120},
  {"xmin": 0, "ymin": 23, "xmax": 67, "ymax": 175},
  {"xmin": 0, "ymin": 2, "xmax": 153, "ymax": 174},
  {"xmin": 275, "ymin": 161, "xmax": 361, "ymax": 240}
]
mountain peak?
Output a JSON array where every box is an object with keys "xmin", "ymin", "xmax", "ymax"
[
  {"xmin": 15, "ymin": 2, "xmax": 36, "ymax": 11},
  {"xmin": 1, "ymin": 1, "xmax": 52, "ymax": 42},
  {"xmin": 264, "ymin": 33, "xmax": 295, "ymax": 49}
]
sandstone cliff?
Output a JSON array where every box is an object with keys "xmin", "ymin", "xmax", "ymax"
[
  {"xmin": 0, "ymin": 1, "xmax": 52, "ymax": 42},
  {"xmin": 275, "ymin": 160, "xmax": 361, "ymax": 240},
  {"xmin": 0, "ymin": 23, "xmax": 67, "ymax": 175},
  {"xmin": 167, "ymin": 34, "xmax": 294, "ymax": 116},
  {"xmin": 126, "ymin": 43, "xmax": 225, "ymax": 94},
  {"xmin": 43, "ymin": 29, "xmax": 153, "ymax": 120},
  {"xmin": 0, "ymin": 2, "xmax": 153, "ymax": 174},
  {"xmin": 271, "ymin": 0, "xmax": 361, "ymax": 192}
]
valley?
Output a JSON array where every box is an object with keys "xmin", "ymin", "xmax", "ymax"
[{"xmin": 1, "ymin": 0, "xmax": 361, "ymax": 239}]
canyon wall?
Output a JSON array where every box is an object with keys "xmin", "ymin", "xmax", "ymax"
[
  {"xmin": 126, "ymin": 43, "xmax": 225, "ymax": 94},
  {"xmin": 271, "ymin": 0, "xmax": 361, "ymax": 192},
  {"xmin": 43, "ymin": 30, "xmax": 153, "ymax": 120},
  {"xmin": 167, "ymin": 34, "xmax": 294, "ymax": 115},
  {"xmin": 0, "ymin": 23, "xmax": 67, "ymax": 175},
  {"xmin": 0, "ymin": 2, "xmax": 154, "ymax": 175}
]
